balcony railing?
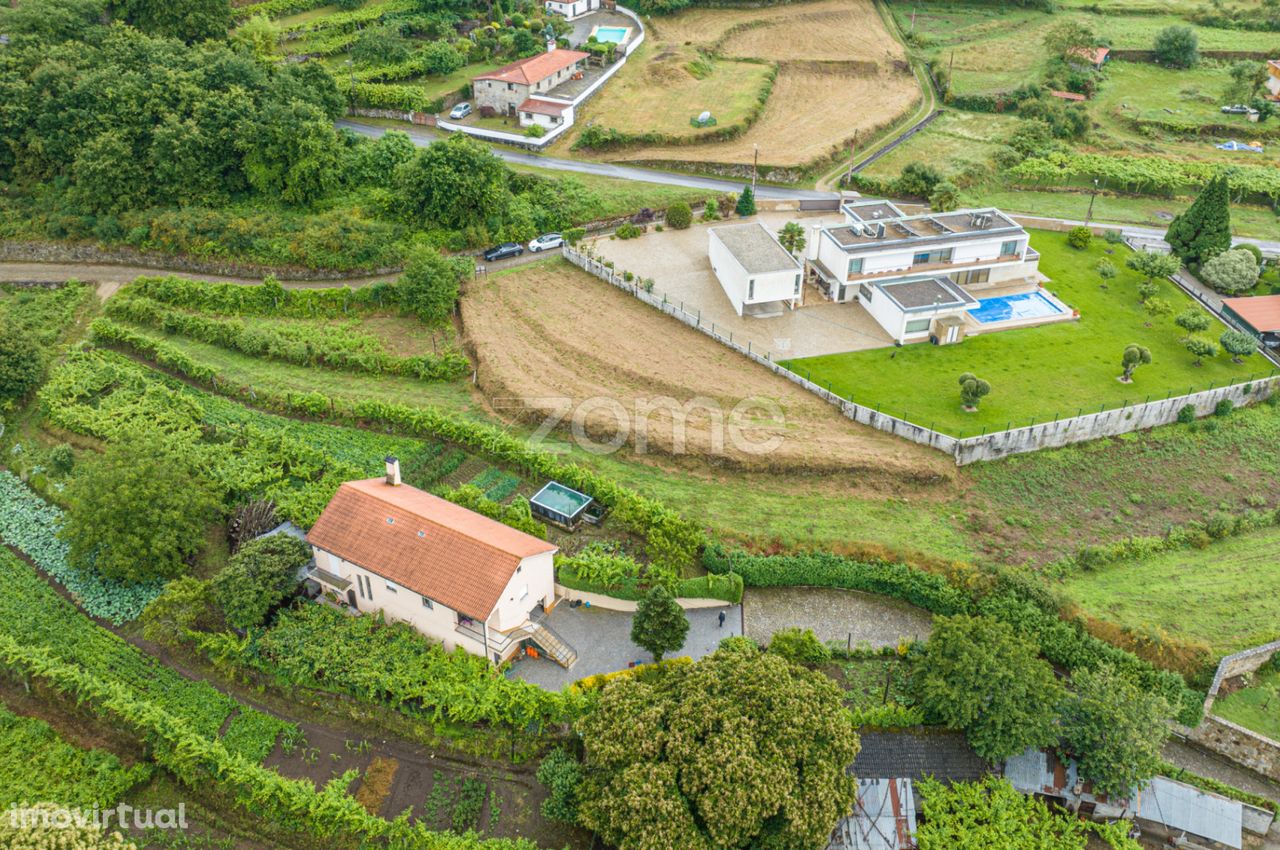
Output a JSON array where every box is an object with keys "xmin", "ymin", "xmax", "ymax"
[
  {"xmin": 307, "ymin": 567, "xmax": 351, "ymax": 592},
  {"xmin": 846, "ymin": 253, "xmax": 1023, "ymax": 283}
]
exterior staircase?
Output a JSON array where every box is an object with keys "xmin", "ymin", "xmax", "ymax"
[{"xmin": 523, "ymin": 617, "xmax": 578, "ymax": 669}]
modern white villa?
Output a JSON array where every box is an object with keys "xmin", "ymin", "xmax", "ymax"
[
  {"xmin": 305, "ymin": 459, "xmax": 577, "ymax": 667},
  {"xmin": 709, "ymin": 222, "xmax": 804, "ymax": 317},
  {"xmin": 798, "ymin": 200, "xmax": 1067, "ymax": 344}
]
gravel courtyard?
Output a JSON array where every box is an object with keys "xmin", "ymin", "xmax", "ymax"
[
  {"xmin": 589, "ymin": 210, "xmax": 895, "ymax": 360},
  {"xmin": 743, "ymin": 586, "xmax": 934, "ymax": 649}
]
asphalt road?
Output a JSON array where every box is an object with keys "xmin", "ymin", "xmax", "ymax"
[{"xmin": 336, "ymin": 120, "xmax": 837, "ymax": 201}]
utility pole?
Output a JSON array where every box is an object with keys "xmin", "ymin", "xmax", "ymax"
[
  {"xmin": 1085, "ymin": 177, "xmax": 1099, "ymax": 224},
  {"xmin": 752, "ymin": 144, "xmax": 759, "ymax": 196}
]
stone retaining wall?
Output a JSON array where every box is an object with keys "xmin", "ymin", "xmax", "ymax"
[
  {"xmin": 554, "ymin": 584, "xmax": 728, "ymax": 612},
  {"xmin": 1184, "ymin": 639, "xmax": 1280, "ymax": 784},
  {"xmin": 0, "ymin": 240, "xmax": 400, "ymax": 281}
]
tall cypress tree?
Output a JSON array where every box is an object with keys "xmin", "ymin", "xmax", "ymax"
[{"xmin": 1164, "ymin": 174, "xmax": 1231, "ymax": 267}]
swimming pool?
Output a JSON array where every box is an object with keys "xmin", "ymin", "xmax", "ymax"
[
  {"xmin": 970, "ymin": 291, "xmax": 1064, "ymax": 324},
  {"xmin": 590, "ymin": 25, "xmax": 631, "ymax": 43}
]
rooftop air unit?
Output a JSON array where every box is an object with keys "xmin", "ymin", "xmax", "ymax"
[{"xmin": 875, "ymin": 223, "xmax": 886, "ymax": 239}]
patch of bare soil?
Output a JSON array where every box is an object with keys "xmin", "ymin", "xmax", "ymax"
[{"xmin": 459, "ymin": 261, "xmax": 955, "ymax": 482}]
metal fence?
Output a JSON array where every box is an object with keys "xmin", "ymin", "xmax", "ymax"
[{"xmin": 562, "ymin": 246, "xmax": 1278, "ymax": 464}]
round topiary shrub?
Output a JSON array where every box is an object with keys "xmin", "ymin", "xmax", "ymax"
[
  {"xmin": 665, "ymin": 202, "xmax": 693, "ymax": 230},
  {"xmin": 1176, "ymin": 403, "xmax": 1196, "ymax": 424},
  {"xmin": 1067, "ymin": 226, "xmax": 1092, "ymax": 250}
]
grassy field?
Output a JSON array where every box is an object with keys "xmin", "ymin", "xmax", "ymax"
[
  {"xmin": 861, "ymin": 109, "xmax": 1021, "ymax": 183},
  {"xmin": 1060, "ymin": 526, "xmax": 1280, "ymax": 655},
  {"xmin": 890, "ymin": 0, "xmax": 1280, "ymax": 96},
  {"xmin": 563, "ymin": 42, "xmax": 773, "ymax": 139},
  {"xmin": 963, "ymin": 188, "xmax": 1280, "ymax": 240},
  {"xmin": 1214, "ymin": 668, "xmax": 1280, "ymax": 740},
  {"xmin": 1091, "ymin": 61, "xmax": 1270, "ymax": 137},
  {"xmin": 782, "ymin": 230, "xmax": 1261, "ymax": 437}
]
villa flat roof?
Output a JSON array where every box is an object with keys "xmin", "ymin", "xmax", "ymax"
[
  {"xmin": 875, "ymin": 277, "xmax": 977, "ymax": 313},
  {"xmin": 826, "ymin": 208, "xmax": 1024, "ymax": 254},
  {"xmin": 711, "ymin": 222, "xmax": 802, "ymax": 275},
  {"xmin": 842, "ymin": 199, "xmax": 906, "ymax": 222}
]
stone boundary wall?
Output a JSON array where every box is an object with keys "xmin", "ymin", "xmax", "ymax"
[
  {"xmin": 562, "ymin": 246, "xmax": 1278, "ymax": 464},
  {"xmin": 1182, "ymin": 640, "xmax": 1280, "ymax": 784},
  {"xmin": 0, "ymin": 240, "xmax": 400, "ymax": 281}
]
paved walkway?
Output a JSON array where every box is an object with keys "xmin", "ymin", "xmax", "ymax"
[
  {"xmin": 742, "ymin": 586, "xmax": 933, "ymax": 650},
  {"xmin": 506, "ymin": 602, "xmax": 742, "ymax": 690}
]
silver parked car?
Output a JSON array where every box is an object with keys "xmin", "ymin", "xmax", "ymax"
[
  {"xmin": 528, "ymin": 233, "xmax": 564, "ymax": 252},
  {"xmin": 449, "ymin": 102, "xmax": 473, "ymax": 120}
]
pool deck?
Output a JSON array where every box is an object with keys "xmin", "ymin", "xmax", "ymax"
[{"xmin": 964, "ymin": 283, "xmax": 1077, "ymax": 335}]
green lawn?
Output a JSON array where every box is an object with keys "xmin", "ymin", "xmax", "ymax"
[
  {"xmin": 782, "ymin": 230, "xmax": 1260, "ymax": 437},
  {"xmin": 1060, "ymin": 526, "xmax": 1280, "ymax": 655},
  {"xmin": 1214, "ymin": 668, "xmax": 1280, "ymax": 741},
  {"xmin": 862, "ymin": 110, "xmax": 1022, "ymax": 183}
]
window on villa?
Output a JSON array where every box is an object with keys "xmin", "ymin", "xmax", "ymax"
[
  {"xmin": 748, "ymin": 279, "xmax": 755, "ymax": 299},
  {"xmin": 955, "ymin": 268, "xmax": 990, "ymax": 286},
  {"xmin": 794, "ymin": 275, "xmax": 801, "ymax": 296},
  {"xmin": 905, "ymin": 318, "xmax": 932, "ymax": 334},
  {"xmin": 385, "ymin": 580, "xmax": 398, "ymax": 593},
  {"xmin": 1001, "ymin": 240, "xmax": 1020, "ymax": 256},
  {"xmin": 422, "ymin": 596, "xmax": 433, "ymax": 609},
  {"xmin": 518, "ymin": 585, "xmax": 529, "ymax": 601},
  {"xmin": 912, "ymin": 248, "xmax": 953, "ymax": 266},
  {"xmin": 847, "ymin": 257, "xmax": 863, "ymax": 275}
]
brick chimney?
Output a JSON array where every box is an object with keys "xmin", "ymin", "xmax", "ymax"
[{"xmin": 385, "ymin": 456, "xmax": 401, "ymax": 486}]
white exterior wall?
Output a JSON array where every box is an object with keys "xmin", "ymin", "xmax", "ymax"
[
  {"xmin": 709, "ymin": 230, "xmax": 800, "ymax": 316},
  {"xmin": 816, "ymin": 230, "xmax": 1029, "ymax": 285},
  {"xmin": 858, "ymin": 288, "xmax": 970, "ymax": 344},
  {"xmin": 312, "ymin": 547, "xmax": 554, "ymax": 662},
  {"xmin": 519, "ymin": 104, "xmax": 574, "ymax": 128},
  {"xmin": 546, "ymin": 0, "xmax": 597, "ymax": 19}
]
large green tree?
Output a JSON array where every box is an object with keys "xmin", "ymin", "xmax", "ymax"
[
  {"xmin": 575, "ymin": 640, "xmax": 860, "ymax": 850},
  {"xmin": 396, "ymin": 134, "xmax": 511, "ymax": 231},
  {"xmin": 1125, "ymin": 250, "xmax": 1181, "ymax": 286},
  {"xmin": 1164, "ymin": 175, "xmax": 1231, "ymax": 266},
  {"xmin": 62, "ymin": 433, "xmax": 222, "ymax": 583},
  {"xmin": 1059, "ymin": 665, "xmax": 1172, "ymax": 798},
  {"xmin": 0, "ymin": 322, "xmax": 45, "ymax": 406},
  {"xmin": 911, "ymin": 615, "xmax": 1064, "ymax": 762},
  {"xmin": 395, "ymin": 247, "xmax": 473, "ymax": 323},
  {"xmin": 1154, "ymin": 25, "xmax": 1199, "ymax": 68},
  {"xmin": 212, "ymin": 534, "xmax": 309, "ymax": 629},
  {"xmin": 107, "ymin": 0, "xmax": 232, "ymax": 43},
  {"xmin": 630, "ymin": 584, "xmax": 689, "ymax": 662},
  {"xmin": 1200, "ymin": 248, "xmax": 1259, "ymax": 295}
]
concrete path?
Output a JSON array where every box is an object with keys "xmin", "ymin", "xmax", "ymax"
[
  {"xmin": 336, "ymin": 120, "xmax": 836, "ymax": 201},
  {"xmin": 506, "ymin": 602, "xmax": 742, "ymax": 690}
]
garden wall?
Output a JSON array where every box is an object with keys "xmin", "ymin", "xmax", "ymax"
[
  {"xmin": 562, "ymin": 246, "xmax": 1278, "ymax": 464},
  {"xmin": 1182, "ymin": 640, "xmax": 1280, "ymax": 784},
  {"xmin": 0, "ymin": 240, "xmax": 402, "ymax": 281},
  {"xmin": 554, "ymin": 584, "xmax": 729, "ymax": 611}
]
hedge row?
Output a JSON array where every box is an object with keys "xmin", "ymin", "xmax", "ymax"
[
  {"xmin": 232, "ymin": 0, "xmax": 327, "ymax": 21},
  {"xmin": 1071, "ymin": 507, "xmax": 1280, "ymax": 572},
  {"xmin": 350, "ymin": 83, "xmax": 446, "ymax": 114},
  {"xmin": 125, "ymin": 274, "xmax": 393, "ymax": 318},
  {"xmin": 0, "ymin": 635, "xmax": 540, "ymax": 850},
  {"xmin": 105, "ymin": 295, "xmax": 468, "ymax": 382},
  {"xmin": 89, "ymin": 322, "xmax": 706, "ymax": 571},
  {"xmin": 556, "ymin": 564, "xmax": 743, "ymax": 604},
  {"xmin": 719, "ymin": 551, "xmax": 1202, "ymax": 725}
]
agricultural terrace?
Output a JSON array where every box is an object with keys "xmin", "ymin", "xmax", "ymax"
[
  {"xmin": 1213, "ymin": 665, "xmax": 1280, "ymax": 742},
  {"xmin": 563, "ymin": 0, "xmax": 920, "ymax": 171},
  {"xmin": 782, "ymin": 230, "xmax": 1261, "ymax": 437},
  {"xmin": 459, "ymin": 258, "xmax": 955, "ymax": 479},
  {"xmin": 890, "ymin": 0, "xmax": 1280, "ymax": 98},
  {"xmin": 1060, "ymin": 525, "xmax": 1280, "ymax": 658}
]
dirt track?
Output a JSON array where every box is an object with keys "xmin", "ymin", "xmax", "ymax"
[{"xmin": 460, "ymin": 260, "xmax": 954, "ymax": 480}]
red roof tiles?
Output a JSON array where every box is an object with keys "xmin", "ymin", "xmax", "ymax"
[
  {"xmin": 518, "ymin": 97, "xmax": 568, "ymax": 116},
  {"xmin": 474, "ymin": 49, "xmax": 589, "ymax": 86},
  {"xmin": 1224, "ymin": 295, "xmax": 1280, "ymax": 333},
  {"xmin": 306, "ymin": 479, "xmax": 557, "ymax": 619}
]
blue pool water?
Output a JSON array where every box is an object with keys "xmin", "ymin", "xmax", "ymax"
[
  {"xmin": 970, "ymin": 291, "xmax": 1064, "ymax": 324},
  {"xmin": 592, "ymin": 26, "xmax": 630, "ymax": 43}
]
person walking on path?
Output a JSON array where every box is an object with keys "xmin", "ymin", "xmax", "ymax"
[{"xmin": 718, "ymin": 611, "xmax": 726, "ymax": 628}]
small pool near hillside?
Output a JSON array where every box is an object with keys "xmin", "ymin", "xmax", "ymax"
[
  {"xmin": 970, "ymin": 290, "xmax": 1064, "ymax": 324},
  {"xmin": 590, "ymin": 25, "xmax": 631, "ymax": 43}
]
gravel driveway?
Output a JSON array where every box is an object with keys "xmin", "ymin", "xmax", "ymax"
[{"xmin": 743, "ymin": 586, "xmax": 933, "ymax": 650}]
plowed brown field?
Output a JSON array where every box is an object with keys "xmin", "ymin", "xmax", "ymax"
[{"xmin": 460, "ymin": 261, "xmax": 954, "ymax": 480}]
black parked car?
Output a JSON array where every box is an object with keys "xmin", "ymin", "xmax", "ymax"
[{"xmin": 483, "ymin": 242, "xmax": 524, "ymax": 262}]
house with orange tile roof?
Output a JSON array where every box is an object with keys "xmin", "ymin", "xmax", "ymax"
[
  {"xmin": 473, "ymin": 46, "xmax": 590, "ymax": 119},
  {"xmin": 306, "ymin": 458, "xmax": 576, "ymax": 667}
]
